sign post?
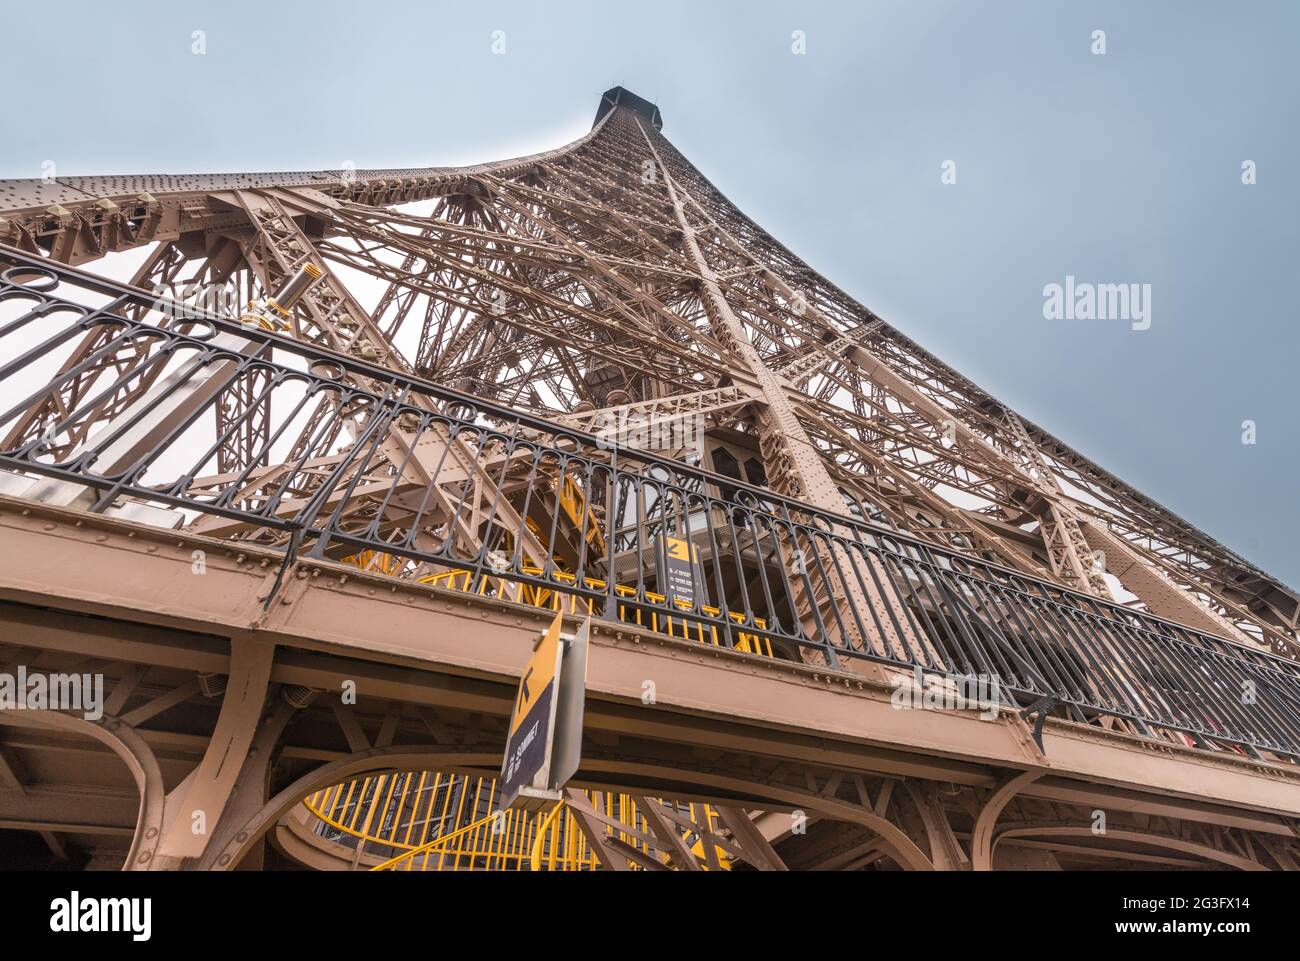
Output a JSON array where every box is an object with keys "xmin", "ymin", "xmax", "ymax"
[
  {"xmin": 662, "ymin": 534, "xmax": 701, "ymax": 608},
  {"xmin": 498, "ymin": 611, "xmax": 589, "ymax": 812}
]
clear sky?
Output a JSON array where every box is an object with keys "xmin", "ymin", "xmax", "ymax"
[{"xmin": 3, "ymin": 0, "xmax": 1296, "ymax": 585}]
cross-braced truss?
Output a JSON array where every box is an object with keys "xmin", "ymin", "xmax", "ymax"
[{"xmin": 1, "ymin": 86, "xmax": 1292, "ymax": 660}]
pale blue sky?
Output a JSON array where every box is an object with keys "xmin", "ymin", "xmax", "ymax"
[{"xmin": 2, "ymin": 0, "xmax": 1297, "ymax": 584}]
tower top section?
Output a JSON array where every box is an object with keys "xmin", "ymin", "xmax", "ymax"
[{"xmin": 594, "ymin": 86, "xmax": 663, "ymax": 131}]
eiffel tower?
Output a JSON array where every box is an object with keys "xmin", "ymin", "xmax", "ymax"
[{"xmin": 0, "ymin": 87, "xmax": 1296, "ymax": 872}]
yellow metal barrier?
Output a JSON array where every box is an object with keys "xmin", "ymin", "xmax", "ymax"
[
  {"xmin": 305, "ymin": 773, "xmax": 599, "ymax": 871},
  {"xmin": 369, "ymin": 811, "xmax": 514, "ymax": 872},
  {"xmin": 303, "ymin": 774, "xmax": 732, "ymax": 871},
  {"xmin": 393, "ymin": 562, "xmax": 776, "ymax": 657}
]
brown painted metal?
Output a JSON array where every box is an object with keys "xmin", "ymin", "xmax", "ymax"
[
  {"xmin": 0, "ymin": 88, "xmax": 1297, "ymax": 870},
  {"xmin": 0, "ymin": 499, "xmax": 1297, "ymax": 869}
]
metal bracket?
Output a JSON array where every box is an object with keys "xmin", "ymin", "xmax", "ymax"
[
  {"xmin": 1019, "ymin": 694, "xmax": 1059, "ymax": 754},
  {"xmin": 262, "ymin": 525, "xmax": 304, "ymax": 611}
]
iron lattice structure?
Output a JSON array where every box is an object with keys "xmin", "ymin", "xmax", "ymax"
[
  {"xmin": 2, "ymin": 87, "xmax": 1299, "ymax": 871},
  {"xmin": 2, "ymin": 87, "xmax": 1295, "ymax": 652}
]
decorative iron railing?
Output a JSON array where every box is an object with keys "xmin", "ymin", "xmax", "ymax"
[{"xmin": 1, "ymin": 246, "xmax": 1298, "ymax": 762}]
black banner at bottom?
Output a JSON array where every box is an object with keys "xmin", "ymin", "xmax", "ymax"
[{"xmin": 0, "ymin": 868, "xmax": 1277, "ymax": 948}]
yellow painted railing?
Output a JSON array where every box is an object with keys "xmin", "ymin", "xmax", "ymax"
[
  {"xmin": 304, "ymin": 774, "xmax": 732, "ymax": 871},
  {"xmin": 341, "ymin": 543, "xmax": 775, "ymax": 656},
  {"xmin": 407, "ymin": 564, "xmax": 776, "ymax": 657}
]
